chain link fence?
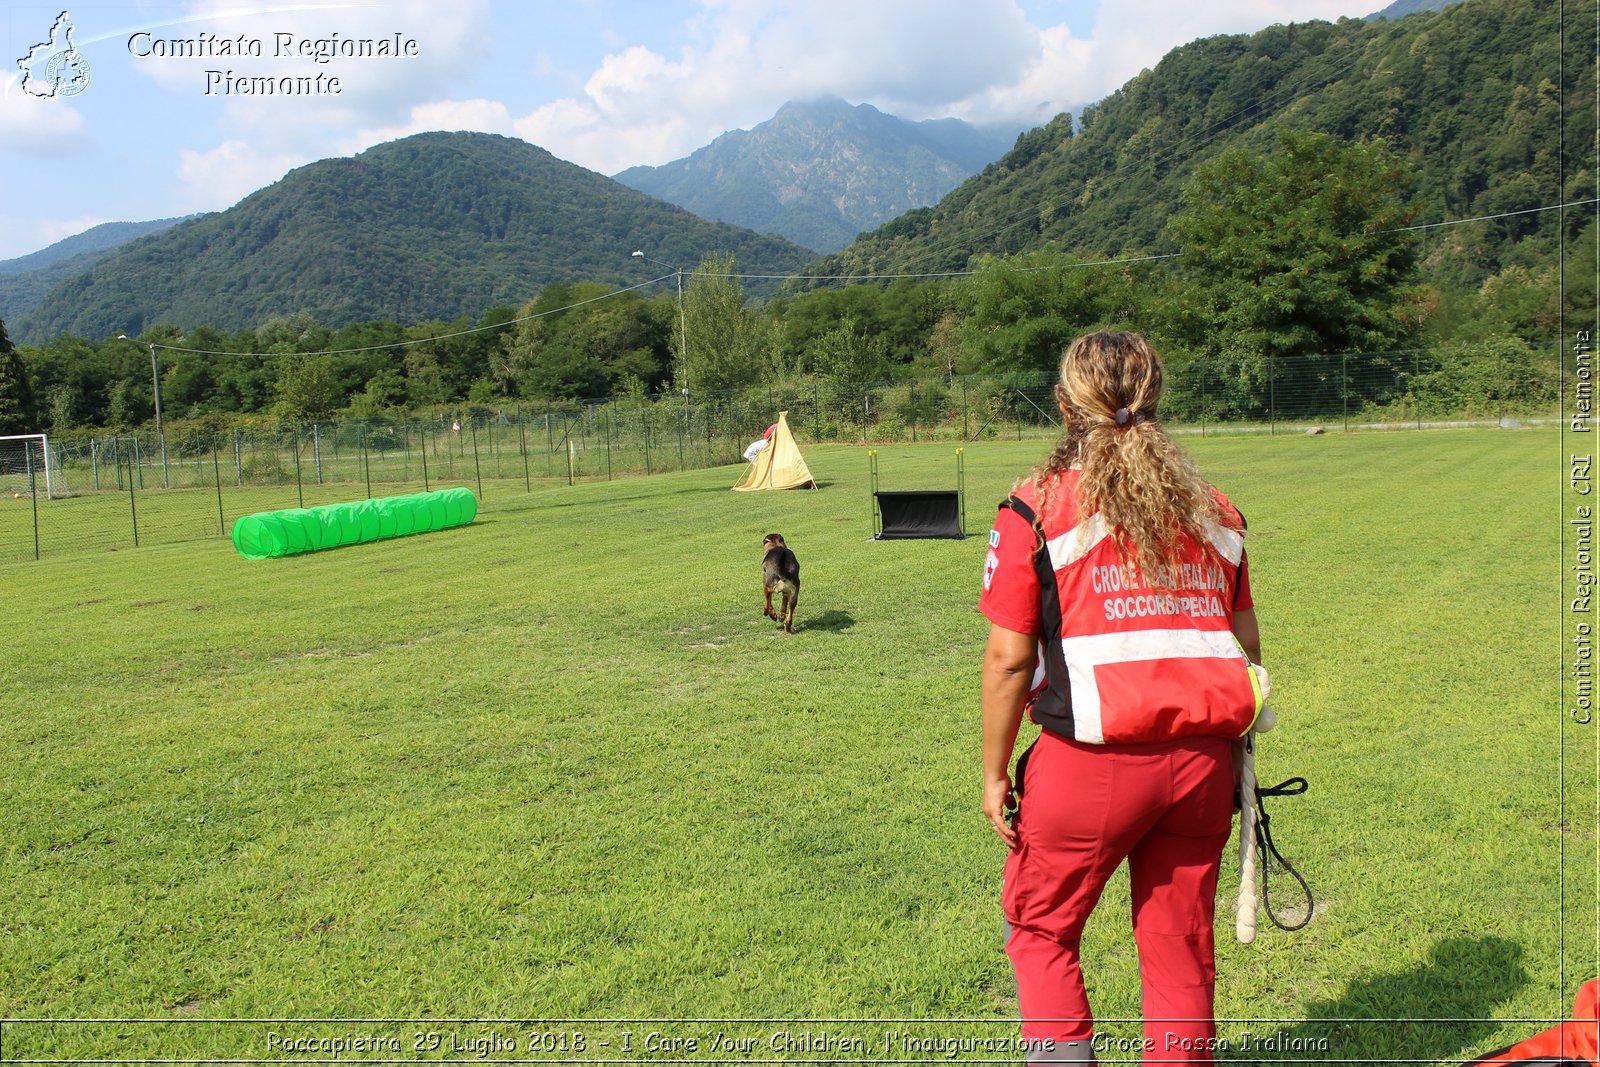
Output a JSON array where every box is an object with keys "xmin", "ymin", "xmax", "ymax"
[{"xmin": 3, "ymin": 346, "xmax": 1561, "ymax": 563}]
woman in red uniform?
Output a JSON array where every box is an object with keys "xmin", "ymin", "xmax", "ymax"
[{"xmin": 980, "ymin": 331, "xmax": 1265, "ymax": 1065}]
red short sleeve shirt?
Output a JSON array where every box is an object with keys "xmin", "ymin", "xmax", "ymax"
[{"xmin": 980, "ymin": 501, "xmax": 1047, "ymax": 634}]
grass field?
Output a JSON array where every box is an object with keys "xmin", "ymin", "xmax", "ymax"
[{"xmin": 2, "ymin": 427, "xmax": 1592, "ymax": 1065}]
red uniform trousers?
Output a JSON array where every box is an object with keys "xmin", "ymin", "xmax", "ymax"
[{"xmin": 1003, "ymin": 728, "xmax": 1235, "ymax": 1064}]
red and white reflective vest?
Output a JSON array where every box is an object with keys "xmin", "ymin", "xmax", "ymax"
[{"xmin": 980, "ymin": 471, "xmax": 1262, "ymax": 745}]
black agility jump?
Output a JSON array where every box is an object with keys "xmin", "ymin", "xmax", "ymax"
[{"xmin": 870, "ymin": 448, "xmax": 966, "ymax": 540}]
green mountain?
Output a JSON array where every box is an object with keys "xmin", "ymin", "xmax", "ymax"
[
  {"xmin": 14, "ymin": 132, "xmax": 816, "ymax": 343},
  {"xmin": 817, "ymin": 0, "xmax": 1590, "ymax": 286},
  {"xmin": 614, "ymin": 97, "xmax": 1018, "ymax": 254},
  {"xmin": 0, "ymin": 217, "xmax": 193, "ymax": 325},
  {"xmin": 0, "ymin": 217, "xmax": 194, "ymax": 276}
]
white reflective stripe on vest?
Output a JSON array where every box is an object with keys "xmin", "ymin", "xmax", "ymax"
[
  {"xmin": 1205, "ymin": 523, "xmax": 1244, "ymax": 566},
  {"xmin": 1049, "ymin": 514, "xmax": 1242, "ymax": 572},
  {"xmin": 1045, "ymin": 513, "xmax": 1110, "ymax": 569},
  {"xmin": 1061, "ymin": 627, "xmax": 1246, "ymax": 744}
]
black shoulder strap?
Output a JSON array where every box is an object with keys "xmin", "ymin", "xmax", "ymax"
[{"xmin": 999, "ymin": 495, "xmax": 1074, "ymax": 738}]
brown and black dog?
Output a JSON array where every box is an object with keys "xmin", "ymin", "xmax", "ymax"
[{"xmin": 761, "ymin": 533, "xmax": 800, "ymax": 633}]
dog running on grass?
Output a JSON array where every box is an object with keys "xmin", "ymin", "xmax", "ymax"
[{"xmin": 762, "ymin": 533, "xmax": 800, "ymax": 633}]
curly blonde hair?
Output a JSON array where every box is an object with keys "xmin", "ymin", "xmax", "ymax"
[{"xmin": 1026, "ymin": 331, "xmax": 1227, "ymax": 584}]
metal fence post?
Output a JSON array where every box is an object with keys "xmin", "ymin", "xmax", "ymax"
[
  {"xmin": 1415, "ymin": 351, "xmax": 1422, "ymax": 429},
  {"xmin": 1342, "ymin": 353, "xmax": 1349, "ymax": 433},
  {"xmin": 420, "ymin": 426, "xmax": 431, "ymax": 492},
  {"xmin": 520, "ymin": 420, "xmax": 531, "ymax": 491},
  {"xmin": 212, "ymin": 439, "xmax": 225, "ymax": 535},
  {"xmin": 294, "ymin": 431, "xmax": 305, "ymax": 508},
  {"xmin": 1268, "ymin": 357, "xmax": 1275, "ymax": 436},
  {"xmin": 125, "ymin": 447, "xmax": 139, "ymax": 548},
  {"xmin": 313, "ymin": 422, "xmax": 323, "ymax": 484},
  {"xmin": 470, "ymin": 418, "xmax": 484, "ymax": 498}
]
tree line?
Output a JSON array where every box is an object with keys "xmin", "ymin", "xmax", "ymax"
[{"xmin": 4, "ymin": 132, "xmax": 1582, "ymax": 439}]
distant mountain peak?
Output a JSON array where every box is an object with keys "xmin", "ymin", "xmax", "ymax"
[{"xmin": 614, "ymin": 98, "xmax": 1019, "ymax": 253}]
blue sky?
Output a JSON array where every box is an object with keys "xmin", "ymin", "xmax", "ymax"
[{"xmin": 1, "ymin": 0, "xmax": 1363, "ymax": 262}]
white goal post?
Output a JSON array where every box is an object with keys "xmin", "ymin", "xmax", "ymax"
[{"xmin": 0, "ymin": 433, "xmax": 72, "ymax": 499}]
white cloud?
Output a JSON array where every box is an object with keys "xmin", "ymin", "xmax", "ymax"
[
  {"xmin": 491, "ymin": 0, "xmax": 1361, "ymax": 175},
  {"xmin": 102, "ymin": 0, "xmax": 1384, "ymax": 224},
  {"xmin": 0, "ymin": 75, "xmax": 91, "ymax": 157},
  {"xmin": 347, "ymin": 98, "xmax": 519, "ymax": 152},
  {"xmin": 118, "ymin": 0, "xmax": 494, "ymax": 208},
  {"xmin": 129, "ymin": 0, "xmax": 491, "ymax": 144},
  {"xmin": 132, "ymin": 0, "xmax": 483, "ymax": 106},
  {"xmin": 935, "ymin": 0, "xmax": 1362, "ymax": 126},
  {"xmin": 1092, "ymin": 0, "xmax": 1358, "ymax": 53},
  {"xmin": 506, "ymin": 0, "xmax": 1046, "ymax": 173},
  {"xmin": 176, "ymin": 139, "xmax": 310, "ymax": 210},
  {"xmin": 736, "ymin": 0, "xmax": 1040, "ymax": 115}
]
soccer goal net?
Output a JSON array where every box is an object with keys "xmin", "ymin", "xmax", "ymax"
[{"xmin": 0, "ymin": 434, "xmax": 74, "ymax": 499}]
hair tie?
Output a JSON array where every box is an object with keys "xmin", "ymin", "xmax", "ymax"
[{"xmin": 1113, "ymin": 407, "xmax": 1149, "ymax": 430}]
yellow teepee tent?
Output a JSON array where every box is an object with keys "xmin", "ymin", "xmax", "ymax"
[{"xmin": 733, "ymin": 411, "xmax": 816, "ymax": 491}]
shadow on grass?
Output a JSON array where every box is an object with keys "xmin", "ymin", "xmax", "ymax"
[
  {"xmin": 798, "ymin": 610, "xmax": 855, "ymax": 633},
  {"xmin": 1223, "ymin": 935, "xmax": 1528, "ymax": 1064}
]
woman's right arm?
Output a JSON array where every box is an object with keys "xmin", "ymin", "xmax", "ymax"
[
  {"xmin": 1232, "ymin": 606, "xmax": 1261, "ymax": 664},
  {"xmin": 982, "ymin": 623, "xmax": 1037, "ymax": 849}
]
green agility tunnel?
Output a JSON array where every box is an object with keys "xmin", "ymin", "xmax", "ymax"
[{"xmin": 231, "ymin": 487, "xmax": 477, "ymax": 559}]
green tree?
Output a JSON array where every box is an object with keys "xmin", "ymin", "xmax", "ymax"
[
  {"xmin": 810, "ymin": 315, "xmax": 890, "ymax": 383},
  {"xmin": 104, "ymin": 379, "xmax": 139, "ymax": 430},
  {"xmin": 954, "ymin": 250, "xmax": 1153, "ymax": 374},
  {"xmin": 46, "ymin": 385, "xmax": 75, "ymax": 435},
  {"xmin": 501, "ymin": 284, "xmax": 671, "ymax": 401},
  {"xmin": 362, "ymin": 368, "xmax": 409, "ymax": 409},
  {"xmin": 272, "ymin": 353, "xmax": 340, "ymax": 421},
  {"xmin": 0, "ymin": 320, "xmax": 38, "ymax": 433},
  {"xmin": 1169, "ymin": 131, "xmax": 1422, "ymax": 416},
  {"xmin": 1408, "ymin": 337, "xmax": 1558, "ymax": 416},
  {"xmin": 19, "ymin": 334, "xmax": 104, "ymax": 428},
  {"xmin": 1461, "ymin": 264, "xmax": 1562, "ymax": 341},
  {"xmin": 678, "ymin": 253, "xmax": 758, "ymax": 393}
]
